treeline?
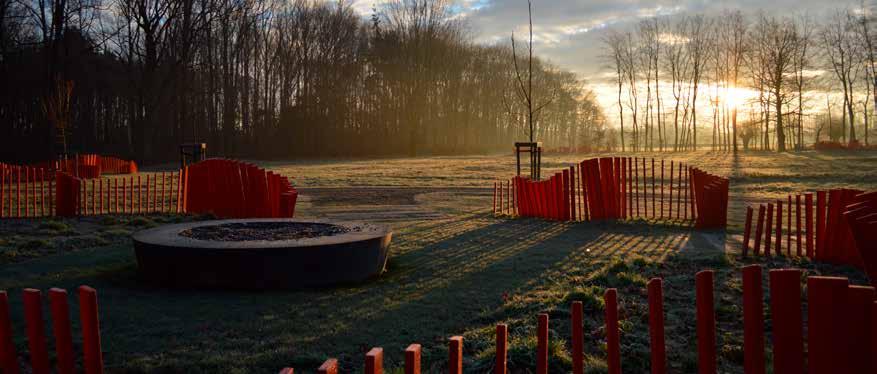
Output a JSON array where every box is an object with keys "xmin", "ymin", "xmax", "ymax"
[
  {"xmin": 0, "ymin": 0, "xmax": 607, "ymax": 163},
  {"xmin": 602, "ymin": 6, "xmax": 877, "ymax": 152}
]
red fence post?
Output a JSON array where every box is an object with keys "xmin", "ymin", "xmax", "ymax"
[
  {"xmin": 317, "ymin": 359, "xmax": 338, "ymax": 374},
  {"xmin": 769, "ymin": 269, "xmax": 803, "ymax": 374},
  {"xmin": 634, "ymin": 158, "xmax": 639, "ymax": 217},
  {"xmin": 23, "ymin": 289, "xmax": 50, "ymax": 374},
  {"xmin": 815, "ymin": 191, "xmax": 826, "ymax": 259},
  {"xmin": 493, "ymin": 182, "xmax": 497, "ymax": 215},
  {"xmin": 805, "ymin": 193, "xmax": 814, "ymax": 257},
  {"xmin": 743, "ymin": 207, "xmax": 753, "ymax": 256},
  {"xmin": 537, "ymin": 313, "xmax": 548, "ymax": 374},
  {"xmin": 495, "ymin": 324, "xmax": 507, "ymax": 374},
  {"xmin": 764, "ymin": 203, "xmax": 774, "ymax": 256},
  {"xmin": 605, "ymin": 288, "xmax": 621, "ymax": 374},
  {"xmin": 405, "ymin": 344, "xmax": 421, "ymax": 374},
  {"xmin": 755, "ymin": 205, "xmax": 766, "ymax": 255},
  {"xmin": 651, "ymin": 158, "xmax": 656, "ymax": 218},
  {"xmin": 137, "ymin": 174, "xmax": 142, "ymax": 214},
  {"xmin": 648, "ymin": 278, "xmax": 666, "ymax": 374},
  {"xmin": 795, "ymin": 195, "xmax": 802, "ymax": 256},
  {"xmin": 742, "ymin": 265, "xmax": 765, "ymax": 374},
  {"xmin": 16, "ymin": 167, "xmax": 20, "ymax": 218},
  {"xmin": 365, "ymin": 347, "xmax": 383, "ymax": 374},
  {"xmin": 571, "ymin": 301, "xmax": 583, "ymax": 374},
  {"xmin": 49, "ymin": 288, "xmax": 75, "ymax": 374},
  {"xmin": 1, "ymin": 168, "xmax": 5, "ymax": 218},
  {"xmin": 847, "ymin": 286, "xmax": 875, "ymax": 373},
  {"xmin": 695, "ymin": 270, "xmax": 716, "ymax": 374},
  {"xmin": 669, "ymin": 160, "xmax": 674, "ymax": 220},
  {"xmin": 0, "ymin": 291, "xmax": 20, "ymax": 374},
  {"xmin": 78, "ymin": 286, "xmax": 103, "ymax": 374},
  {"xmin": 786, "ymin": 195, "xmax": 792, "ymax": 254},
  {"xmin": 660, "ymin": 159, "xmax": 665, "ymax": 219},
  {"xmin": 775, "ymin": 200, "xmax": 783, "ymax": 255},
  {"xmin": 807, "ymin": 276, "xmax": 849, "ymax": 374},
  {"xmin": 161, "ymin": 172, "xmax": 167, "ymax": 212},
  {"xmin": 448, "ymin": 336, "xmax": 463, "ymax": 374}
]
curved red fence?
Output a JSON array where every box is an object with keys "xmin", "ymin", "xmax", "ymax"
[
  {"xmin": 30, "ymin": 155, "xmax": 137, "ymax": 178},
  {"xmin": 184, "ymin": 159, "xmax": 298, "ymax": 219},
  {"xmin": 496, "ymin": 157, "xmax": 729, "ymax": 228},
  {"xmin": 741, "ymin": 189, "xmax": 876, "ymax": 280}
]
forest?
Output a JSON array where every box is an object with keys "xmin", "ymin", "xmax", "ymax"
[
  {"xmin": 0, "ymin": 0, "xmax": 606, "ymax": 162},
  {"xmin": 602, "ymin": 6, "xmax": 877, "ymax": 152}
]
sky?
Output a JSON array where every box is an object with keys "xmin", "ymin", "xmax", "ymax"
[{"xmin": 350, "ymin": 0, "xmax": 867, "ymax": 123}]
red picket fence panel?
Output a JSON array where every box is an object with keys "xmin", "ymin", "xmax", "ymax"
[
  {"xmin": 184, "ymin": 159, "xmax": 298, "ymax": 219},
  {"xmin": 0, "ymin": 164, "xmax": 55, "ymax": 218},
  {"xmin": 0, "ymin": 286, "xmax": 103, "ymax": 374},
  {"xmin": 690, "ymin": 168, "xmax": 729, "ymax": 229},
  {"xmin": 277, "ymin": 266, "xmax": 874, "ymax": 373},
  {"xmin": 30, "ymin": 155, "xmax": 137, "ymax": 178},
  {"xmin": 741, "ymin": 189, "xmax": 877, "ymax": 279},
  {"xmin": 500, "ymin": 157, "xmax": 727, "ymax": 228}
]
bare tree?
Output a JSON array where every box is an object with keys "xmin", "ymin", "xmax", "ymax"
[
  {"xmin": 510, "ymin": 0, "xmax": 553, "ymax": 143},
  {"xmin": 821, "ymin": 9, "xmax": 861, "ymax": 145}
]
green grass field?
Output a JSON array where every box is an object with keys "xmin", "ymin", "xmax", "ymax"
[{"xmin": 1, "ymin": 150, "xmax": 876, "ymax": 373}]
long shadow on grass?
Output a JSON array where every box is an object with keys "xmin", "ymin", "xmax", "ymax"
[{"xmin": 0, "ymin": 215, "xmax": 709, "ymax": 373}]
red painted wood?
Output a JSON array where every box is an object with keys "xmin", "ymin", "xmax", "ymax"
[
  {"xmin": 805, "ymin": 193, "xmax": 814, "ymax": 257},
  {"xmin": 448, "ymin": 336, "xmax": 463, "ymax": 374},
  {"xmin": 764, "ymin": 203, "xmax": 774, "ymax": 256},
  {"xmin": 847, "ymin": 286, "xmax": 875, "ymax": 373},
  {"xmin": 769, "ymin": 269, "xmax": 803, "ymax": 374},
  {"xmin": 775, "ymin": 200, "xmax": 783, "ymax": 255},
  {"xmin": 495, "ymin": 324, "xmax": 507, "ymax": 374},
  {"xmin": 696, "ymin": 271, "xmax": 716, "ymax": 374},
  {"xmin": 537, "ymin": 314, "xmax": 548, "ymax": 374},
  {"xmin": 795, "ymin": 195, "xmax": 802, "ymax": 256},
  {"xmin": 742, "ymin": 265, "xmax": 765, "ymax": 374},
  {"xmin": 49, "ymin": 289, "xmax": 74, "ymax": 374},
  {"xmin": 78, "ymin": 286, "xmax": 103, "ymax": 374},
  {"xmin": 605, "ymin": 289, "xmax": 621, "ymax": 374},
  {"xmin": 815, "ymin": 191, "xmax": 826, "ymax": 260},
  {"xmin": 23, "ymin": 289, "xmax": 50, "ymax": 374},
  {"xmin": 647, "ymin": 278, "xmax": 666, "ymax": 374},
  {"xmin": 652, "ymin": 157, "xmax": 657, "ymax": 218},
  {"xmin": 743, "ymin": 207, "xmax": 753, "ymax": 256},
  {"xmin": 0, "ymin": 291, "xmax": 20, "ymax": 374},
  {"xmin": 405, "ymin": 344, "xmax": 421, "ymax": 374},
  {"xmin": 754, "ymin": 205, "xmax": 765, "ymax": 255},
  {"xmin": 807, "ymin": 276, "xmax": 849, "ymax": 374},
  {"xmin": 365, "ymin": 347, "xmax": 383, "ymax": 374},
  {"xmin": 571, "ymin": 301, "xmax": 583, "ymax": 374},
  {"xmin": 660, "ymin": 159, "xmax": 665, "ymax": 219},
  {"xmin": 787, "ymin": 195, "xmax": 792, "ymax": 255},
  {"xmin": 317, "ymin": 359, "xmax": 338, "ymax": 374}
]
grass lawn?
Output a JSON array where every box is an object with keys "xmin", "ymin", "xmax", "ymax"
[{"xmin": 1, "ymin": 150, "xmax": 876, "ymax": 373}]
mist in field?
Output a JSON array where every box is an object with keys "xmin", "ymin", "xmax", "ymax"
[{"xmin": 1, "ymin": 0, "xmax": 875, "ymax": 162}]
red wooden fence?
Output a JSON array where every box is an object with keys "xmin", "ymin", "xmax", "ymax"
[
  {"xmin": 0, "ymin": 286, "xmax": 103, "ymax": 374},
  {"xmin": 496, "ymin": 157, "xmax": 727, "ymax": 227},
  {"xmin": 741, "ymin": 189, "xmax": 875, "ymax": 276},
  {"xmin": 184, "ymin": 159, "xmax": 298, "ymax": 219},
  {"xmin": 279, "ymin": 265, "xmax": 875, "ymax": 373},
  {"xmin": 1, "ymin": 159, "xmax": 298, "ymax": 219},
  {"xmin": 0, "ymin": 164, "xmax": 55, "ymax": 218},
  {"xmin": 27, "ymin": 155, "xmax": 137, "ymax": 179}
]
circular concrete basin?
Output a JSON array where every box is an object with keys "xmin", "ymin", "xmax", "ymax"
[{"xmin": 132, "ymin": 219, "xmax": 392, "ymax": 289}]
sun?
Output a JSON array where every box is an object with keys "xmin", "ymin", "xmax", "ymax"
[{"xmin": 724, "ymin": 87, "xmax": 752, "ymax": 109}]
